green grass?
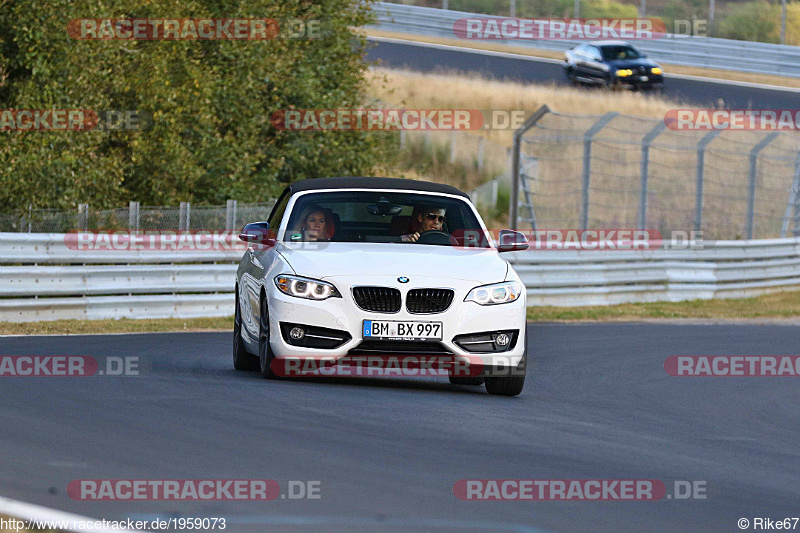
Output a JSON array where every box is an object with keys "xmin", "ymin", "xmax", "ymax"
[
  {"xmin": 1, "ymin": 289, "xmax": 798, "ymax": 336},
  {"xmin": 0, "ymin": 317, "xmax": 234, "ymax": 336},
  {"xmin": 526, "ymin": 289, "xmax": 800, "ymax": 321}
]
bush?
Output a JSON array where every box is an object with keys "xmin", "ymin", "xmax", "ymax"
[{"xmin": 716, "ymin": 0, "xmax": 780, "ymax": 43}]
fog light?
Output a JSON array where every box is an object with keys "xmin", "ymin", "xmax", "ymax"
[
  {"xmin": 495, "ymin": 333, "xmax": 510, "ymax": 347},
  {"xmin": 289, "ymin": 327, "xmax": 305, "ymax": 340}
]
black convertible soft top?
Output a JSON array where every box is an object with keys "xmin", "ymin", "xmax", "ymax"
[{"xmin": 284, "ymin": 177, "xmax": 469, "ymax": 199}]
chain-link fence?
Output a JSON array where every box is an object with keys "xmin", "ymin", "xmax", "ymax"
[
  {"xmin": 512, "ymin": 106, "xmax": 800, "ymax": 239},
  {"xmin": 0, "ymin": 200, "xmax": 276, "ymax": 233}
]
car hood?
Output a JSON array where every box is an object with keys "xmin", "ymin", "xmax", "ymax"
[
  {"xmin": 606, "ymin": 58, "xmax": 659, "ymax": 69},
  {"xmin": 277, "ymin": 242, "xmax": 508, "ymax": 284}
]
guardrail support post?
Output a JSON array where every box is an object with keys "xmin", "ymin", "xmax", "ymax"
[
  {"xmin": 581, "ymin": 112, "xmax": 618, "ymax": 230},
  {"xmin": 695, "ymin": 130, "xmax": 720, "ymax": 232},
  {"xmin": 450, "ymin": 131, "xmax": 457, "ymax": 163},
  {"xmin": 179, "ymin": 202, "xmax": 191, "ymax": 231},
  {"xmin": 477, "ymin": 136, "xmax": 485, "ymax": 170},
  {"xmin": 746, "ymin": 132, "xmax": 780, "ymax": 239},
  {"xmin": 638, "ymin": 122, "xmax": 667, "ymax": 228},
  {"xmin": 226, "ymin": 200, "xmax": 238, "ymax": 231},
  {"xmin": 782, "ymin": 153, "xmax": 800, "ymax": 238},
  {"xmin": 78, "ymin": 204, "xmax": 89, "ymax": 231},
  {"xmin": 128, "ymin": 201, "xmax": 139, "ymax": 231},
  {"xmin": 511, "ymin": 105, "xmax": 551, "ymax": 229}
]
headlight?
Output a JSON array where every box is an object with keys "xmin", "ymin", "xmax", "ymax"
[
  {"xmin": 651, "ymin": 67, "xmax": 662, "ymax": 75},
  {"xmin": 464, "ymin": 281, "xmax": 522, "ymax": 305},
  {"xmin": 274, "ymin": 275, "xmax": 341, "ymax": 300},
  {"xmin": 616, "ymin": 69, "xmax": 633, "ymax": 77}
]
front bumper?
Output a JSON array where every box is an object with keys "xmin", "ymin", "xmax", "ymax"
[{"xmin": 266, "ymin": 280, "xmax": 526, "ymax": 369}]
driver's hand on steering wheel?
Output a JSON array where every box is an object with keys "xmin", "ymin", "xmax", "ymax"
[{"xmin": 401, "ymin": 232, "xmax": 420, "ymax": 242}]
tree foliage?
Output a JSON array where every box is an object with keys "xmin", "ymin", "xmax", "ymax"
[{"xmin": 0, "ymin": 0, "xmax": 384, "ymax": 211}]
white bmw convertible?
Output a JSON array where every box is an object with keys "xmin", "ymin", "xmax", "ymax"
[{"xmin": 233, "ymin": 177, "xmax": 529, "ymax": 396}]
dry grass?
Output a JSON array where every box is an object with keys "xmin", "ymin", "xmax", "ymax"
[
  {"xmin": 363, "ymin": 28, "xmax": 800, "ymax": 90},
  {"xmin": 366, "ymin": 67, "xmax": 680, "ymax": 148}
]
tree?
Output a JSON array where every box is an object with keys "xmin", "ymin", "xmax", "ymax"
[{"xmin": 0, "ymin": 0, "xmax": 384, "ymax": 211}]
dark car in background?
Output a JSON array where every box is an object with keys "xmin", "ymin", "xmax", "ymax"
[{"xmin": 564, "ymin": 40, "xmax": 664, "ymax": 91}]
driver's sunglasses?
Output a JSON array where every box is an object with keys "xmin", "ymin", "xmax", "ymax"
[{"xmin": 425, "ymin": 213, "xmax": 446, "ymax": 222}]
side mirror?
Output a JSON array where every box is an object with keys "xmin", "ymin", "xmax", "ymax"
[
  {"xmin": 239, "ymin": 222, "xmax": 275, "ymax": 246},
  {"xmin": 496, "ymin": 230, "xmax": 529, "ymax": 253}
]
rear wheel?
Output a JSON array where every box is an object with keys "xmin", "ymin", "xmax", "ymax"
[
  {"xmin": 258, "ymin": 295, "xmax": 278, "ymax": 379},
  {"xmin": 484, "ymin": 347, "xmax": 527, "ymax": 397},
  {"xmin": 233, "ymin": 290, "xmax": 258, "ymax": 371}
]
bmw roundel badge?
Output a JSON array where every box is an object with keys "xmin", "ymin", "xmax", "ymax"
[{"xmin": 398, "ymin": 277, "xmax": 409, "ymax": 283}]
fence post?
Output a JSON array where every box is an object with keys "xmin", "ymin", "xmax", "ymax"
[
  {"xmin": 511, "ymin": 105, "xmax": 551, "ymax": 229},
  {"xmin": 477, "ymin": 136, "xmax": 485, "ymax": 170},
  {"xmin": 179, "ymin": 202, "xmax": 191, "ymax": 231},
  {"xmin": 491, "ymin": 179, "xmax": 498, "ymax": 209},
  {"xmin": 638, "ymin": 122, "xmax": 667, "ymax": 228},
  {"xmin": 581, "ymin": 112, "xmax": 618, "ymax": 230},
  {"xmin": 450, "ymin": 131, "xmax": 457, "ymax": 163},
  {"xmin": 782, "ymin": 153, "xmax": 800, "ymax": 237},
  {"xmin": 128, "ymin": 201, "xmax": 139, "ymax": 231},
  {"xmin": 746, "ymin": 132, "xmax": 779, "ymax": 239},
  {"xmin": 510, "ymin": 0, "xmax": 516, "ymax": 17},
  {"xmin": 27, "ymin": 204, "xmax": 32, "ymax": 233},
  {"xmin": 695, "ymin": 130, "xmax": 720, "ymax": 233},
  {"xmin": 226, "ymin": 200, "xmax": 238, "ymax": 231},
  {"xmin": 399, "ymin": 129, "xmax": 406, "ymax": 149},
  {"xmin": 78, "ymin": 204, "xmax": 89, "ymax": 231}
]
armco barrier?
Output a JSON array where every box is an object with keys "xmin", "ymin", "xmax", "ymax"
[
  {"xmin": 370, "ymin": 2, "xmax": 800, "ymax": 78},
  {"xmin": 0, "ymin": 232, "xmax": 799, "ymax": 322}
]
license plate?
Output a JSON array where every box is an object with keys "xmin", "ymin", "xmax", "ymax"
[
  {"xmin": 363, "ymin": 320, "xmax": 442, "ymax": 341},
  {"xmin": 639, "ymin": 75, "xmax": 649, "ymax": 82}
]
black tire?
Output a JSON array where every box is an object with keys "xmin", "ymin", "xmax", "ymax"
[
  {"xmin": 565, "ymin": 67, "xmax": 577, "ymax": 85},
  {"xmin": 484, "ymin": 347, "xmax": 527, "ymax": 397},
  {"xmin": 449, "ymin": 376, "xmax": 485, "ymax": 386},
  {"xmin": 258, "ymin": 295, "xmax": 278, "ymax": 379},
  {"xmin": 233, "ymin": 290, "xmax": 258, "ymax": 371}
]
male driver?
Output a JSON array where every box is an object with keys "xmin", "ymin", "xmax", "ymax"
[{"xmin": 401, "ymin": 206, "xmax": 446, "ymax": 242}]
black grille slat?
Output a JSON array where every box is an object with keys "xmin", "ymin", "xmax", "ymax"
[
  {"xmin": 349, "ymin": 341, "xmax": 453, "ymax": 356},
  {"xmin": 406, "ymin": 288, "xmax": 454, "ymax": 314},
  {"xmin": 353, "ymin": 286, "xmax": 401, "ymax": 313}
]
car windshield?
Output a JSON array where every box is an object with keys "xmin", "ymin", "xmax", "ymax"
[
  {"xmin": 283, "ymin": 191, "xmax": 489, "ymax": 247},
  {"xmin": 601, "ymin": 45, "xmax": 641, "ymax": 60}
]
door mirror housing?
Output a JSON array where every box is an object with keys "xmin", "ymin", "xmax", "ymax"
[
  {"xmin": 496, "ymin": 230, "xmax": 529, "ymax": 253},
  {"xmin": 239, "ymin": 222, "xmax": 275, "ymax": 246}
]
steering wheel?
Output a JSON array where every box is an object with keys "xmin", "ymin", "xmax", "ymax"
[{"xmin": 413, "ymin": 230, "xmax": 453, "ymax": 245}]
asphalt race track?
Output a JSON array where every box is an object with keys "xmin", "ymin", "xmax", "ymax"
[
  {"xmin": 367, "ymin": 38, "xmax": 800, "ymax": 109},
  {"xmin": 1, "ymin": 324, "xmax": 798, "ymax": 532}
]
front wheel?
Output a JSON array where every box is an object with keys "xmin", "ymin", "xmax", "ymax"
[
  {"xmin": 233, "ymin": 290, "xmax": 258, "ymax": 371},
  {"xmin": 484, "ymin": 348, "xmax": 526, "ymax": 396},
  {"xmin": 258, "ymin": 296, "xmax": 278, "ymax": 379}
]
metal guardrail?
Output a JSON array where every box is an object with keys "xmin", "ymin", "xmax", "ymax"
[
  {"xmin": 1, "ymin": 232, "xmax": 799, "ymax": 321},
  {"xmin": 370, "ymin": 2, "xmax": 800, "ymax": 78}
]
